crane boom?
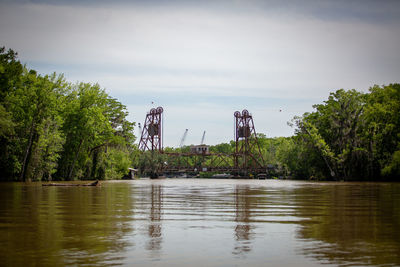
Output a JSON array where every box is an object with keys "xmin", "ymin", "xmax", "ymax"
[
  {"xmin": 179, "ymin": 129, "xmax": 188, "ymax": 148},
  {"xmin": 200, "ymin": 130, "xmax": 206, "ymax": 144},
  {"xmin": 138, "ymin": 123, "xmax": 143, "ymax": 140}
]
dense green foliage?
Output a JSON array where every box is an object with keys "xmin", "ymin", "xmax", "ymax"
[
  {"xmin": 289, "ymin": 86, "xmax": 400, "ymax": 180},
  {"xmin": 0, "ymin": 47, "xmax": 136, "ymax": 181},
  {"xmin": 1, "ymin": 46, "xmax": 399, "ymax": 181},
  {"xmin": 238, "ymin": 86, "xmax": 399, "ymax": 181},
  {"xmin": 157, "ymin": 86, "xmax": 400, "ymax": 181}
]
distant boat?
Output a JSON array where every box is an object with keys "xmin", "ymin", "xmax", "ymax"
[
  {"xmin": 42, "ymin": 180, "xmax": 100, "ymax": 186},
  {"xmin": 212, "ymin": 173, "xmax": 233, "ymax": 178},
  {"xmin": 257, "ymin": 173, "xmax": 267, "ymax": 179}
]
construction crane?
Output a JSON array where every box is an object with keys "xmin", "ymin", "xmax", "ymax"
[
  {"xmin": 138, "ymin": 123, "xmax": 142, "ymax": 139},
  {"xmin": 179, "ymin": 129, "xmax": 188, "ymax": 148},
  {"xmin": 200, "ymin": 130, "xmax": 206, "ymax": 144}
]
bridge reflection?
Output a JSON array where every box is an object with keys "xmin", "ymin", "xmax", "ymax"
[
  {"xmin": 147, "ymin": 184, "xmax": 163, "ymax": 252},
  {"xmin": 233, "ymin": 185, "xmax": 254, "ymax": 256}
]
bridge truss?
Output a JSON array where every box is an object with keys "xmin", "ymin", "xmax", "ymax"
[{"xmin": 138, "ymin": 107, "xmax": 266, "ymax": 177}]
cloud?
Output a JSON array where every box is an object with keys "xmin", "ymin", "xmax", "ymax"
[{"xmin": 1, "ymin": 1, "xmax": 400, "ymax": 145}]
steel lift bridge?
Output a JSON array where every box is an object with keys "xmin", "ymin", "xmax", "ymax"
[{"xmin": 138, "ymin": 107, "xmax": 267, "ymax": 178}]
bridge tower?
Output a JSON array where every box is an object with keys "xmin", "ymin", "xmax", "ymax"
[
  {"xmin": 234, "ymin": 109, "xmax": 265, "ymax": 173},
  {"xmin": 139, "ymin": 107, "xmax": 164, "ymax": 152}
]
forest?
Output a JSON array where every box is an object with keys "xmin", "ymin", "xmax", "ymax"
[
  {"xmin": 0, "ymin": 47, "xmax": 136, "ymax": 181},
  {"xmin": 1, "ymin": 46, "xmax": 399, "ymax": 181},
  {"xmin": 206, "ymin": 84, "xmax": 399, "ymax": 181}
]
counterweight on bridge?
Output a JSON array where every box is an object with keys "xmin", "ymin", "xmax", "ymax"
[
  {"xmin": 234, "ymin": 109, "xmax": 265, "ymax": 172},
  {"xmin": 138, "ymin": 107, "xmax": 164, "ymax": 152},
  {"xmin": 137, "ymin": 106, "xmax": 266, "ymax": 177}
]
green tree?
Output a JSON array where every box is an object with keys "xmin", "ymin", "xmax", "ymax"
[
  {"xmin": 0, "ymin": 46, "xmax": 137, "ymax": 181},
  {"xmin": 7, "ymin": 71, "xmax": 67, "ymax": 181},
  {"xmin": 0, "ymin": 47, "xmax": 23, "ymax": 179},
  {"xmin": 291, "ymin": 86, "xmax": 400, "ymax": 180},
  {"xmin": 0, "ymin": 47, "xmax": 23, "ymax": 102},
  {"xmin": 57, "ymin": 83, "xmax": 135, "ymax": 180},
  {"xmin": 364, "ymin": 84, "xmax": 400, "ymax": 179}
]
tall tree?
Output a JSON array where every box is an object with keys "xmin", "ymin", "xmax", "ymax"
[
  {"xmin": 6, "ymin": 70, "xmax": 67, "ymax": 181},
  {"xmin": 364, "ymin": 84, "xmax": 400, "ymax": 179},
  {"xmin": 0, "ymin": 47, "xmax": 23, "ymax": 179}
]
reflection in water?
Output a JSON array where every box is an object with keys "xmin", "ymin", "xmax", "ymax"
[
  {"xmin": 147, "ymin": 184, "xmax": 163, "ymax": 252},
  {"xmin": 1, "ymin": 180, "xmax": 400, "ymax": 266},
  {"xmin": 294, "ymin": 184, "xmax": 400, "ymax": 266},
  {"xmin": 0, "ymin": 183, "xmax": 135, "ymax": 266},
  {"xmin": 233, "ymin": 185, "xmax": 252, "ymax": 256}
]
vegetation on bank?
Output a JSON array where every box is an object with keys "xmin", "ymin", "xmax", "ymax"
[
  {"xmin": 231, "ymin": 86, "xmax": 399, "ymax": 181},
  {"xmin": 1, "ymin": 46, "xmax": 399, "ymax": 181},
  {"xmin": 289, "ymin": 86, "xmax": 400, "ymax": 181},
  {"xmin": 0, "ymin": 47, "xmax": 137, "ymax": 181},
  {"xmin": 158, "ymin": 87, "xmax": 400, "ymax": 181}
]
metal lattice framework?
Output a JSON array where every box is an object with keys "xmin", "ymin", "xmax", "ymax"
[
  {"xmin": 138, "ymin": 107, "xmax": 163, "ymax": 152},
  {"xmin": 234, "ymin": 109, "xmax": 265, "ymax": 172},
  {"xmin": 138, "ymin": 106, "xmax": 266, "ymax": 177},
  {"xmin": 161, "ymin": 152, "xmax": 234, "ymax": 173}
]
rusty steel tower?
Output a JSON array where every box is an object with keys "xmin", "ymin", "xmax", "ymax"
[
  {"xmin": 139, "ymin": 107, "xmax": 164, "ymax": 152},
  {"xmin": 234, "ymin": 109, "xmax": 265, "ymax": 172}
]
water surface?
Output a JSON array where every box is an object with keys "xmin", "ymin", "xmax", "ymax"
[{"xmin": 0, "ymin": 179, "xmax": 399, "ymax": 266}]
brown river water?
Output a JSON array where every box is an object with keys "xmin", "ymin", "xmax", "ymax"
[{"xmin": 0, "ymin": 179, "xmax": 399, "ymax": 266}]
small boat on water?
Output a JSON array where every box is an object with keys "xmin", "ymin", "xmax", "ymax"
[{"xmin": 42, "ymin": 180, "xmax": 100, "ymax": 187}]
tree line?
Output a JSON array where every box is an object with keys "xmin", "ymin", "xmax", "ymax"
[
  {"xmin": 161, "ymin": 85, "xmax": 399, "ymax": 181},
  {"xmin": 0, "ymin": 47, "xmax": 136, "ymax": 181},
  {"xmin": 200, "ymin": 86, "xmax": 399, "ymax": 181},
  {"xmin": 286, "ymin": 86, "xmax": 400, "ymax": 180},
  {"xmin": 1, "ymin": 46, "xmax": 399, "ymax": 181}
]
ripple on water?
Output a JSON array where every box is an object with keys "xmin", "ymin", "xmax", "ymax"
[{"xmin": 0, "ymin": 179, "xmax": 399, "ymax": 267}]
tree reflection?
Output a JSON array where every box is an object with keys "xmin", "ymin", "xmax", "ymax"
[
  {"xmin": 3, "ymin": 181, "xmax": 400, "ymax": 266},
  {"xmin": 294, "ymin": 184, "xmax": 400, "ymax": 266},
  {"xmin": 0, "ymin": 183, "xmax": 135, "ymax": 266}
]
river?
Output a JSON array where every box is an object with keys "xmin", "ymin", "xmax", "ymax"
[{"xmin": 0, "ymin": 179, "xmax": 399, "ymax": 266}]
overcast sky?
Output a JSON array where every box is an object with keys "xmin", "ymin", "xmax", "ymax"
[{"xmin": 1, "ymin": 0, "xmax": 400, "ymax": 147}]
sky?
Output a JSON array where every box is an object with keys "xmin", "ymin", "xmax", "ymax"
[{"xmin": 1, "ymin": 0, "xmax": 400, "ymax": 147}]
